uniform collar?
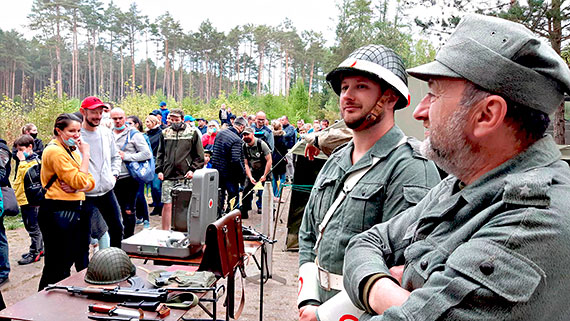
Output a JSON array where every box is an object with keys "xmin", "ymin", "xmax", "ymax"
[
  {"xmin": 338, "ymin": 125, "xmax": 405, "ymax": 172},
  {"xmin": 456, "ymin": 135, "xmax": 561, "ymax": 205}
]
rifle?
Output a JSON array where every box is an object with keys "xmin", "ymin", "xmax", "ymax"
[
  {"xmin": 242, "ymin": 225, "xmax": 276, "ymax": 244},
  {"xmin": 45, "ymin": 284, "xmax": 168, "ymax": 302}
]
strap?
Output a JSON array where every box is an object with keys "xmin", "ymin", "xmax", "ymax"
[
  {"xmin": 44, "ymin": 174, "xmax": 58, "ymax": 191},
  {"xmin": 313, "ymin": 135, "xmax": 408, "ymax": 253}
]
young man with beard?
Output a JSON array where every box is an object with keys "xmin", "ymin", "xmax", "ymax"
[
  {"xmin": 297, "ymin": 45, "xmax": 441, "ymax": 321},
  {"xmin": 78, "ymin": 96, "xmax": 124, "ymax": 248},
  {"xmin": 156, "ymin": 109, "xmax": 204, "ymax": 230},
  {"xmin": 342, "ymin": 14, "xmax": 570, "ymax": 321}
]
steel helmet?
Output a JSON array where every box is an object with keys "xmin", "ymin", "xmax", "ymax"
[
  {"xmin": 326, "ymin": 44, "xmax": 410, "ymax": 109},
  {"xmin": 84, "ymin": 247, "xmax": 136, "ymax": 285}
]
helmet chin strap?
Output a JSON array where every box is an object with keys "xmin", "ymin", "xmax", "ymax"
[{"xmin": 356, "ymin": 94, "xmax": 390, "ymax": 131}]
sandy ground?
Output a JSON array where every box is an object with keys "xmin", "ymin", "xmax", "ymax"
[{"xmin": 0, "ymin": 187, "xmax": 300, "ymax": 320}]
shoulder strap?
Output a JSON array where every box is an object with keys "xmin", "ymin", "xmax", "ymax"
[
  {"xmin": 121, "ymin": 129, "xmax": 137, "ymax": 151},
  {"xmin": 44, "ymin": 174, "xmax": 58, "ymax": 191},
  {"xmin": 313, "ymin": 135, "xmax": 408, "ymax": 253}
]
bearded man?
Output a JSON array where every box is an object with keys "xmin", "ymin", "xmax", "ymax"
[
  {"xmin": 343, "ymin": 14, "xmax": 570, "ymax": 321},
  {"xmin": 297, "ymin": 45, "xmax": 441, "ymax": 321}
]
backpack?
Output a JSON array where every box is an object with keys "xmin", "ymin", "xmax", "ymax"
[{"xmin": 23, "ymin": 160, "xmax": 56, "ymax": 206}]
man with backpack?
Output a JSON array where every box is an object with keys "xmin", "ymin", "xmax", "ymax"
[
  {"xmin": 12, "ymin": 135, "xmax": 43, "ymax": 265},
  {"xmin": 0, "ymin": 138, "xmax": 11, "ymax": 286},
  {"xmin": 241, "ymin": 127, "xmax": 272, "ymax": 218}
]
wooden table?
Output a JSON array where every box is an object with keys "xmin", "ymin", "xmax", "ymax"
[{"xmin": 0, "ymin": 267, "xmax": 197, "ymax": 321}]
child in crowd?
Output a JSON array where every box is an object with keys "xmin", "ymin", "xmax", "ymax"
[
  {"xmin": 204, "ymin": 150, "xmax": 212, "ymax": 169},
  {"xmin": 12, "ymin": 135, "xmax": 44, "ymax": 265}
]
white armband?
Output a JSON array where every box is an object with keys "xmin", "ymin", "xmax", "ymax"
[
  {"xmin": 297, "ymin": 262, "xmax": 321, "ymax": 307},
  {"xmin": 316, "ymin": 290, "xmax": 364, "ymax": 321}
]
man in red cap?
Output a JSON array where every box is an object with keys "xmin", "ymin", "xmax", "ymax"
[{"xmin": 78, "ymin": 96, "xmax": 124, "ymax": 252}]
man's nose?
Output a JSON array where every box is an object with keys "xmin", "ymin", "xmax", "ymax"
[{"xmin": 413, "ymin": 95, "xmax": 430, "ymax": 121}]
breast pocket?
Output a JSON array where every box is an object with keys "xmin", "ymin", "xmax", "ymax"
[
  {"xmin": 313, "ymin": 177, "xmax": 337, "ymax": 224},
  {"xmin": 346, "ymin": 183, "xmax": 385, "ymax": 232}
]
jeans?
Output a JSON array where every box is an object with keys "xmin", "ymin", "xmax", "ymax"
[
  {"xmin": 38, "ymin": 200, "xmax": 86, "ymax": 291},
  {"xmin": 21, "ymin": 205, "xmax": 43, "ymax": 255},
  {"xmin": 150, "ymin": 174, "xmax": 163, "ymax": 214},
  {"xmin": 84, "ymin": 191, "xmax": 124, "ymax": 248},
  {"xmin": 218, "ymin": 177, "xmax": 239, "ymax": 217},
  {"xmin": 114, "ymin": 176, "xmax": 139, "ymax": 238},
  {"xmin": 135, "ymin": 183, "xmax": 149, "ymax": 222},
  {"xmin": 0, "ymin": 216, "xmax": 9, "ymax": 279}
]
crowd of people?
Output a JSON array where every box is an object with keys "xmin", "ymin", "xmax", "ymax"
[
  {"xmin": 0, "ymin": 96, "xmax": 330, "ymax": 292},
  {"xmin": 1, "ymin": 13, "xmax": 567, "ymax": 321}
]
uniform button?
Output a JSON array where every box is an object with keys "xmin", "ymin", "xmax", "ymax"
[
  {"xmin": 420, "ymin": 260, "xmax": 428, "ymax": 270},
  {"xmin": 480, "ymin": 262, "xmax": 494, "ymax": 275}
]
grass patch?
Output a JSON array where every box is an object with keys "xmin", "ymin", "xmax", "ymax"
[{"xmin": 4, "ymin": 215, "xmax": 24, "ymax": 230}]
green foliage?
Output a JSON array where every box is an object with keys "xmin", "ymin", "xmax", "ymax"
[{"xmin": 4, "ymin": 214, "xmax": 24, "ymax": 230}]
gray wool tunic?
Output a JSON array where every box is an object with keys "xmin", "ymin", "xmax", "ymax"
[
  {"xmin": 344, "ymin": 135, "xmax": 570, "ymax": 321},
  {"xmin": 298, "ymin": 125, "xmax": 441, "ymax": 303}
]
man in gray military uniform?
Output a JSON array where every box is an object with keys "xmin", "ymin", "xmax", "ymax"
[
  {"xmin": 343, "ymin": 14, "xmax": 570, "ymax": 321},
  {"xmin": 297, "ymin": 44, "xmax": 441, "ymax": 321}
]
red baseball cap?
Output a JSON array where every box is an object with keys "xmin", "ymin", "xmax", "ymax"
[{"xmin": 81, "ymin": 96, "xmax": 110, "ymax": 110}]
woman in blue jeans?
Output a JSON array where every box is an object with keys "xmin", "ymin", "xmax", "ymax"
[
  {"xmin": 128, "ymin": 116, "xmax": 151, "ymax": 228},
  {"xmin": 144, "ymin": 115, "xmax": 163, "ymax": 216}
]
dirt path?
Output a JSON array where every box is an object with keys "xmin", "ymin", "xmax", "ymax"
[{"xmin": 1, "ymin": 187, "xmax": 300, "ymax": 320}]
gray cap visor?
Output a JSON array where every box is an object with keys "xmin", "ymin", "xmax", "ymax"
[{"xmin": 407, "ymin": 60, "xmax": 461, "ymax": 82}]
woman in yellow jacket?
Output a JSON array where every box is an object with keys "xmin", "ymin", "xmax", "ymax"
[{"xmin": 38, "ymin": 113, "xmax": 95, "ymax": 291}]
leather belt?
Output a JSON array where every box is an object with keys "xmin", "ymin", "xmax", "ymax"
[{"xmin": 317, "ymin": 264, "xmax": 344, "ymax": 292}]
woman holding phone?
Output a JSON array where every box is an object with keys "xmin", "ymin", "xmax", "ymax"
[{"xmin": 37, "ymin": 113, "xmax": 95, "ymax": 290}]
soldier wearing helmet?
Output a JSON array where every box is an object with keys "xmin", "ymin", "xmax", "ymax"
[{"xmin": 297, "ymin": 45, "xmax": 441, "ymax": 321}]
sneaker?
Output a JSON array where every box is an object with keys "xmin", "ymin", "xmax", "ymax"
[
  {"xmin": 136, "ymin": 218, "xmax": 144, "ymax": 225},
  {"xmin": 18, "ymin": 253, "xmax": 41, "ymax": 265},
  {"xmin": 143, "ymin": 220, "xmax": 150, "ymax": 229},
  {"xmin": 40, "ymin": 250, "xmax": 44, "ymax": 257},
  {"xmin": 21, "ymin": 252, "xmax": 30, "ymax": 259},
  {"xmin": 257, "ymin": 208, "xmax": 262, "ymax": 215}
]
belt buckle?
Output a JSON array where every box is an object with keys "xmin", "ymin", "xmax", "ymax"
[{"xmin": 317, "ymin": 265, "xmax": 331, "ymax": 291}]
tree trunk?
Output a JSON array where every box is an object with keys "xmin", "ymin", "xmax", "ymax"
[
  {"xmin": 55, "ymin": 5, "xmax": 63, "ymax": 99},
  {"xmin": 145, "ymin": 32, "xmax": 150, "ymax": 94},
  {"xmin": 130, "ymin": 36, "xmax": 136, "ymax": 95},
  {"xmin": 109, "ymin": 33, "xmax": 114, "ymax": 100},
  {"xmin": 257, "ymin": 45, "xmax": 264, "ymax": 95},
  {"xmin": 308, "ymin": 58, "xmax": 315, "ymax": 105},
  {"xmin": 235, "ymin": 47, "xmax": 240, "ymax": 93},
  {"xmin": 11, "ymin": 62, "xmax": 16, "ymax": 99},
  {"xmin": 219, "ymin": 61, "xmax": 223, "ymax": 94},
  {"xmin": 551, "ymin": 0, "xmax": 565, "ymax": 144},
  {"xmin": 163, "ymin": 39, "xmax": 169, "ymax": 97},
  {"xmin": 120, "ymin": 47, "xmax": 124, "ymax": 99},
  {"xmin": 285, "ymin": 50, "xmax": 290, "ymax": 96}
]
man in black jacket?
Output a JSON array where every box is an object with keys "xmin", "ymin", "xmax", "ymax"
[{"xmin": 211, "ymin": 116, "xmax": 247, "ymax": 216}]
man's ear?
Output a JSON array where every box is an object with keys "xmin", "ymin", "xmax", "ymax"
[
  {"xmin": 471, "ymin": 95, "xmax": 508, "ymax": 138},
  {"xmin": 380, "ymin": 88, "xmax": 399, "ymax": 111}
]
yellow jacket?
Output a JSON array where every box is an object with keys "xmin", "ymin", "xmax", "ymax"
[
  {"xmin": 12, "ymin": 157, "xmax": 40, "ymax": 206},
  {"xmin": 41, "ymin": 139, "xmax": 95, "ymax": 201}
]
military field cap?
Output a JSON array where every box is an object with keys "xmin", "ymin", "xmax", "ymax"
[{"xmin": 408, "ymin": 14, "xmax": 570, "ymax": 114}]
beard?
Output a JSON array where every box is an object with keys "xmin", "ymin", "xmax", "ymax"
[
  {"xmin": 344, "ymin": 105, "xmax": 384, "ymax": 131},
  {"xmin": 420, "ymin": 107, "xmax": 480, "ymax": 179},
  {"xmin": 85, "ymin": 117, "xmax": 100, "ymax": 128}
]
